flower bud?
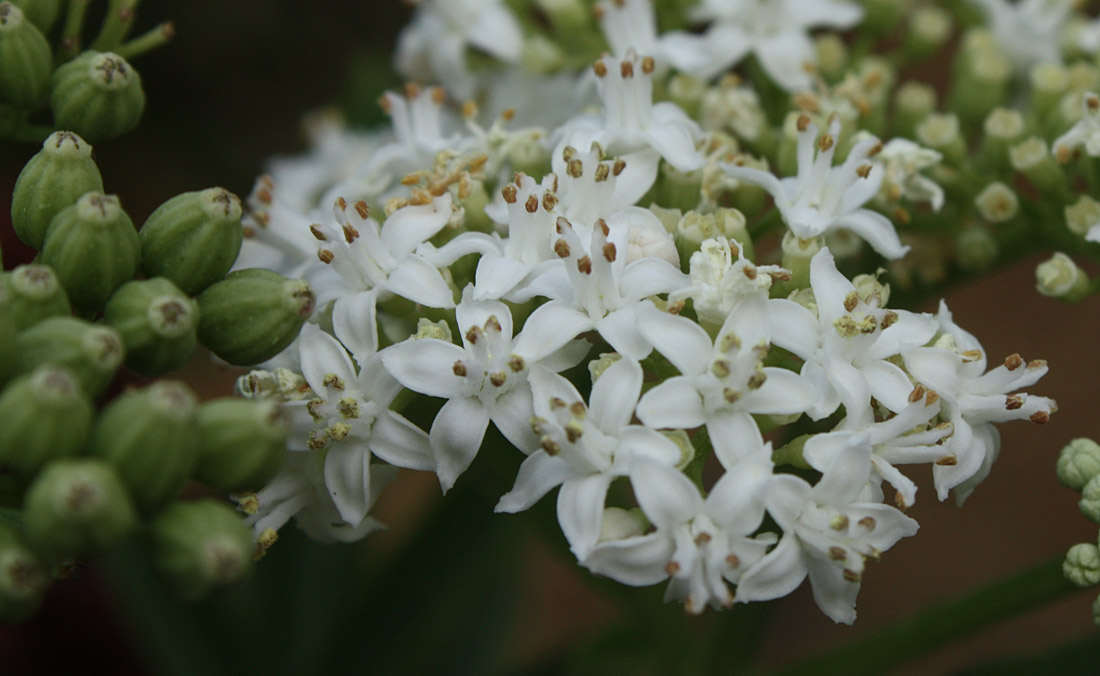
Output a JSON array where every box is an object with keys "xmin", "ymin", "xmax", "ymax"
[
  {"xmin": 955, "ymin": 226, "xmax": 998, "ymax": 273},
  {"xmin": 140, "ymin": 188, "xmax": 244, "ymax": 295},
  {"xmin": 981, "ymin": 108, "xmax": 1025, "ymax": 170},
  {"xmin": 9, "ymin": 0, "xmax": 59, "ymax": 32},
  {"xmin": 598, "ymin": 507, "xmax": 644, "ymax": 543},
  {"xmin": 780, "ymin": 232, "xmax": 822, "ymax": 290},
  {"xmin": 1035, "ymin": 252, "xmax": 1089, "ymax": 302},
  {"xmin": 15, "ymin": 317, "xmax": 124, "ymax": 398},
  {"xmin": 10, "ymin": 131, "xmax": 104, "ymax": 250},
  {"xmin": 148, "ymin": 499, "xmax": 253, "ymax": 600},
  {"xmin": 0, "ymin": 366, "xmax": 93, "ymax": 481},
  {"xmin": 1030, "ymin": 63, "xmax": 1069, "ymax": 119},
  {"xmin": 904, "ymin": 5, "xmax": 951, "ymax": 59},
  {"xmin": 197, "ymin": 269, "xmax": 315, "ymax": 366},
  {"xmin": 0, "ymin": 521, "xmax": 50, "ymax": 622},
  {"xmin": 50, "ymin": 51, "xmax": 144, "ymax": 141},
  {"xmin": 814, "ymin": 34, "xmax": 847, "ymax": 82},
  {"xmin": 1065, "ymin": 195, "xmax": 1100, "ymax": 238},
  {"xmin": 1079, "ymin": 475, "xmax": 1100, "ymax": 524},
  {"xmin": 974, "ymin": 182, "xmax": 1019, "ymax": 224},
  {"xmin": 667, "ymin": 73, "xmax": 705, "ymax": 119},
  {"xmin": 916, "ymin": 113, "xmax": 965, "ymax": 166},
  {"xmin": 1064, "ymin": 543, "xmax": 1100, "ymax": 587},
  {"xmin": 2, "ymin": 264, "xmax": 71, "ymax": 331},
  {"xmin": 1010, "ymin": 137, "xmax": 1066, "ymax": 197},
  {"xmin": 103, "ymin": 278, "xmax": 200, "ymax": 377},
  {"xmin": 1057, "ymin": 438, "xmax": 1100, "ymax": 491},
  {"xmin": 658, "ymin": 161, "xmax": 702, "ymax": 212},
  {"xmin": 23, "ymin": 458, "xmax": 137, "ymax": 559},
  {"xmin": 0, "ymin": 3, "xmax": 50, "ymax": 107},
  {"xmin": 40, "ymin": 192, "xmax": 141, "ymax": 312},
  {"xmin": 90, "ymin": 381, "xmax": 199, "ymax": 513},
  {"xmin": 894, "ymin": 82, "xmax": 937, "ymax": 139},
  {"xmin": 193, "ymin": 399, "xmax": 287, "ymax": 493}
]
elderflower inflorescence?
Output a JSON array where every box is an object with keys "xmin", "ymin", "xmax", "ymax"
[{"xmin": 229, "ymin": 0, "xmax": 1073, "ymax": 625}]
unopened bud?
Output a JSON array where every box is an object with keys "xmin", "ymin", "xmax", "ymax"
[
  {"xmin": 40, "ymin": 192, "xmax": 141, "ymax": 312},
  {"xmin": 2, "ymin": 264, "xmax": 71, "ymax": 330},
  {"xmin": 91, "ymin": 381, "xmax": 200, "ymax": 512},
  {"xmin": 10, "ymin": 131, "xmax": 103, "ymax": 250},
  {"xmin": 1065, "ymin": 195, "xmax": 1100, "ymax": 237},
  {"xmin": 1057, "ymin": 438, "xmax": 1100, "ymax": 491},
  {"xmin": 1065, "ymin": 543, "xmax": 1100, "ymax": 587},
  {"xmin": 103, "ymin": 277, "xmax": 200, "ymax": 377},
  {"xmin": 1079, "ymin": 474, "xmax": 1100, "ymax": 524},
  {"xmin": 814, "ymin": 34, "xmax": 847, "ymax": 82},
  {"xmin": 894, "ymin": 82, "xmax": 937, "ymax": 138},
  {"xmin": 148, "ymin": 499, "xmax": 253, "ymax": 600},
  {"xmin": 981, "ymin": 108, "xmax": 1025, "ymax": 169},
  {"xmin": 667, "ymin": 73, "xmax": 705, "ymax": 119},
  {"xmin": 1010, "ymin": 137, "xmax": 1066, "ymax": 196},
  {"xmin": 917, "ymin": 113, "xmax": 965, "ymax": 165},
  {"xmin": 955, "ymin": 226, "xmax": 999, "ymax": 272},
  {"xmin": 8, "ymin": 0, "xmax": 60, "ymax": 32},
  {"xmin": 140, "ymin": 188, "xmax": 244, "ymax": 295},
  {"xmin": 197, "ymin": 269, "xmax": 314, "ymax": 366},
  {"xmin": 15, "ymin": 317, "xmax": 124, "ymax": 397},
  {"xmin": 597, "ymin": 507, "xmax": 644, "ymax": 543},
  {"xmin": 1036, "ymin": 252, "xmax": 1089, "ymax": 302},
  {"xmin": 974, "ymin": 182, "xmax": 1019, "ymax": 224},
  {"xmin": 0, "ymin": 522, "xmax": 50, "ymax": 622},
  {"xmin": 24, "ymin": 458, "xmax": 137, "ymax": 559},
  {"xmin": 50, "ymin": 51, "xmax": 145, "ymax": 141},
  {"xmin": 0, "ymin": 3, "xmax": 51, "ymax": 107},
  {"xmin": 904, "ymin": 5, "xmax": 951, "ymax": 58},
  {"xmin": 0, "ymin": 366, "xmax": 93, "ymax": 481},
  {"xmin": 1030, "ymin": 63, "xmax": 1070, "ymax": 119},
  {"xmin": 193, "ymin": 399, "xmax": 288, "ymax": 493}
]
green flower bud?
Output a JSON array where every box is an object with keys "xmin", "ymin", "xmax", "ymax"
[
  {"xmin": 40, "ymin": 192, "xmax": 141, "ymax": 312},
  {"xmin": 1010, "ymin": 137, "xmax": 1066, "ymax": 197},
  {"xmin": 103, "ymin": 278, "xmax": 200, "ymax": 377},
  {"xmin": 814, "ymin": 34, "xmax": 847, "ymax": 82},
  {"xmin": 148, "ymin": 499, "xmax": 253, "ymax": 600},
  {"xmin": 193, "ymin": 398, "xmax": 287, "ymax": 493},
  {"xmin": 0, "ymin": 521, "xmax": 50, "ymax": 622},
  {"xmin": 1065, "ymin": 195, "xmax": 1100, "ymax": 238},
  {"xmin": 666, "ymin": 73, "xmax": 704, "ymax": 118},
  {"xmin": 780, "ymin": 232, "xmax": 822, "ymax": 290},
  {"xmin": 916, "ymin": 113, "xmax": 965, "ymax": 166},
  {"xmin": 9, "ymin": 0, "xmax": 59, "ymax": 32},
  {"xmin": 974, "ymin": 182, "xmax": 1018, "ymax": 224},
  {"xmin": 955, "ymin": 226, "xmax": 998, "ymax": 273},
  {"xmin": 1035, "ymin": 252, "xmax": 1089, "ymax": 302},
  {"xmin": 1030, "ymin": 63, "xmax": 1069, "ymax": 119},
  {"xmin": 50, "ymin": 51, "xmax": 145, "ymax": 141},
  {"xmin": 894, "ymin": 82, "xmax": 937, "ymax": 139},
  {"xmin": 981, "ymin": 108, "xmax": 1025, "ymax": 170},
  {"xmin": 0, "ymin": 366, "xmax": 93, "ymax": 481},
  {"xmin": 1064, "ymin": 543, "xmax": 1100, "ymax": 587},
  {"xmin": 24, "ymin": 458, "xmax": 137, "ymax": 559},
  {"xmin": 0, "ymin": 3, "xmax": 51, "ymax": 107},
  {"xmin": 1057, "ymin": 438, "xmax": 1100, "ymax": 491},
  {"xmin": 197, "ymin": 269, "xmax": 315, "ymax": 366},
  {"xmin": 140, "ymin": 188, "xmax": 244, "ymax": 295},
  {"xmin": 2, "ymin": 264, "xmax": 71, "ymax": 331},
  {"xmin": 90, "ymin": 381, "xmax": 199, "ymax": 513},
  {"xmin": 11, "ymin": 131, "xmax": 104, "ymax": 250},
  {"xmin": 904, "ymin": 5, "xmax": 951, "ymax": 59},
  {"xmin": 658, "ymin": 161, "xmax": 702, "ymax": 212},
  {"xmin": 15, "ymin": 317, "xmax": 124, "ymax": 398},
  {"xmin": 1079, "ymin": 474, "xmax": 1100, "ymax": 524}
]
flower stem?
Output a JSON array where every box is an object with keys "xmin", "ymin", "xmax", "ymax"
[
  {"xmin": 114, "ymin": 21, "xmax": 175, "ymax": 61},
  {"xmin": 91, "ymin": 0, "xmax": 142, "ymax": 52},
  {"xmin": 57, "ymin": 0, "xmax": 92, "ymax": 63},
  {"xmin": 770, "ymin": 555, "xmax": 1079, "ymax": 676}
]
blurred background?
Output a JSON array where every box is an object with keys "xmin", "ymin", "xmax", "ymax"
[{"xmin": 2, "ymin": 2, "xmax": 1100, "ymax": 674}]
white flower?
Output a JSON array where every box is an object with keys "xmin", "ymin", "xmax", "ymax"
[
  {"xmin": 314, "ymin": 194, "xmax": 456, "ymax": 363},
  {"xmin": 583, "ymin": 454, "xmax": 777, "ymax": 614},
  {"xmin": 737, "ymin": 433, "xmax": 919, "ymax": 624},
  {"xmin": 875, "ymin": 137, "xmax": 945, "ymax": 211},
  {"xmin": 236, "ymin": 175, "xmax": 329, "ymax": 279},
  {"xmin": 690, "ymin": 0, "xmax": 863, "ymax": 90},
  {"xmin": 495, "ymin": 359, "xmax": 681, "ymax": 559},
  {"xmin": 1053, "ymin": 92, "xmax": 1100, "ymax": 163},
  {"xmin": 396, "ymin": 0, "xmax": 523, "ymax": 100},
  {"xmin": 767, "ymin": 248, "xmax": 938, "ymax": 425},
  {"xmin": 903, "ymin": 301, "xmax": 1056, "ymax": 501},
  {"xmin": 635, "ymin": 294, "xmax": 814, "ymax": 468},
  {"xmin": 723, "ymin": 115, "xmax": 908, "ymax": 259},
  {"xmin": 595, "ymin": 0, "xmax": 712, "ymax": 74},
  {"xmin": 675, "ymin": 236, "xmax": 789, "ymax": 327},
  {"xmin": 970, "ymin": 0, "xmax": 1073, "ymax": 72},
  {"xmin": 381, "ymin": 288, "xmax": 588, "ymax": 491}
]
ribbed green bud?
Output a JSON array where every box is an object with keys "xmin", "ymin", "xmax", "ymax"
[
  {"xmin": 194, "ymin": 398, "xmax": 287, "ymax": 493},
  {"xmin": 24, "ymin": 458, "xmax": 137, "ymax": 559},
  {"xmin": 0, "ymin": 3, "xmax": 50, "ymax": 107},
  {"xmin": 1064, "ymin": 543, "xmax": 1100, "ymax": 587},
  {"xmin": 90, "ymin": 381, "xmax": 199, "ymax": 513},
  {"xmin": 197, "ymin": 269, "xmax": 315, "ymax": 366},
  {"xmin": 103, "ymin": 278, "xmax": 200, "ymax": 377},
  {"xmin": 658, "ymin": 161, "xmax": 702, "ymax": 212},
  {"xmin": 916, "ymin": 113, "xmax": 965, "ymax": 166},
  {"xmin": 148, "ymin": 500, "xmax": 253, "ymax": 600},
  {"xmin": 0, "ymin": 521, "xmax": 50, "ymax": 621},
  {"xmin": 780, "ymin": 232, "xmax": 822, "ymax": 290},
  {"xmin": 15, "ymin": 317, "xmax": 124, "ymax": 397},
  {"xmin": 0, "ymin": 366, "xmax": 93, "ymax": 481},
  {"xmin": 50, "ymin": 51, "xmax": 144, "ymax": 141},
  {"xmin": 1057, "ymin": 438, "xmax": 1100, "ymax": 491},
  {"xmin": 140, "ymin": 188, "xmax": 244, "ymax": 295},
  {"xmin": 980, "ymin": 108, "xmax": 1025, "ymax": 170},
  {"xmin": 1079, "ymin": 474, "xmax": 1100, "ymax": 524},
  {"xmin": 40, "ymin": 192, "xmax": 141, "ymax": 312},
  {"xmin": 11, "ymin": 131, "xmax": 104, "ymax": 250},
  {"xmin": 9, "ymin": 0, "xmax": 59, "ymax": 32},
  {"xmin": 2, "ymin": 264, "xmax": 71, "ymax": 331},
  {"xmin": 1030, "ymin": 63, "xmax": 1069, "ymax": 120}
]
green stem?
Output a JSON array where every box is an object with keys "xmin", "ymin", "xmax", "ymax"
[
  {"xmin": 771, "ymin": 555, "xmax": 1079, "ymax": 676},
  {"xmin": 113, "ymin": 21, "xmax": 175, "ymax": 61},
  {"xmin": 91, "ymin": 0, "xmax": 142, "ymax": 52},
  {"xmin": 57, "ymin": 0, "xmax": 92, "ymax": 63}
]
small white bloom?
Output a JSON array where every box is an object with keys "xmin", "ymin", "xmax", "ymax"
[
  {"xmin": 675, "ymin": 236, "xmax": 788, "ymax": 327},
  {"xmin": 875, "ymin": 137, "xmax": 945, "ymax": 211},
  {"xmin": 1053, "ymin": 92, "xmax": 1100, "ymax": 163},
  {"xmin": 970, "ymin": 0, "xmax": 1073, "ymax": 72},
  {"xmin": 724, "ymin": 115, "xmax": 908, "ymax": 259}
]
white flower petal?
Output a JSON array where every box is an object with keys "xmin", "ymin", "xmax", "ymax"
[
  {"xmin": 380, "ymin": 338, "xmax": 467, "ymax": 399},
  {"xmin": 636, "ymin": 376, "xmax": 707, "ymax": 429},
  {"xmin": 370, "ymin": 410, "xmax": 434, "ymax": 471},
  {"xmin": 496, "ymin": 450, "xmax": 577, "ymax": 513},
  {"xmin": 430, "ymin": 396, "xmax": 491, "ymax": 492}
]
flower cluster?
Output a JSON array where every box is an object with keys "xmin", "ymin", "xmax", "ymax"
[{"xmin": 229, "ymin": 0, "xmax": 1072, "ymax": 624}]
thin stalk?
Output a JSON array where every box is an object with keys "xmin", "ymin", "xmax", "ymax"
[
  {"xmin": 57, "ymin": 0, "xmax": 92, "ymax": 63},
  {"xmin": 114, "ymin": 21, "xmax": 175, "ymax": 61},
  {"xmin": 771, "ymin": 555, "xmax": 1078, "ymax": 676},
  {"xmin": 91, "ymin": 0, "xmax": 142, "ymax": 52}
]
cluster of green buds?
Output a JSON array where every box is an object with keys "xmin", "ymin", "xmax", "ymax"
[
  {"xmin": 1056, "ymin": 438, "xmax": 1100, "ymax": 625},
  {"xmin": 0, "ymin": 0, "xmax": 173, "ymax": 143},
  {"xmin": 0, "ymin": 126, "xmax": 317, "ymax": 618}
]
